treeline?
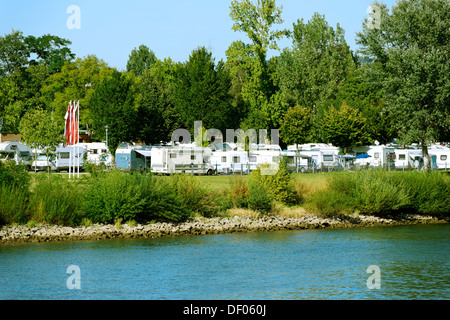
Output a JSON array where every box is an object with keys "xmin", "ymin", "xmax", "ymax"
[{"xmin": 0, "ymin": 0, "xmax": 449, "ymax": 157}]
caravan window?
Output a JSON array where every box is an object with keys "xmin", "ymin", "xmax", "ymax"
[
  {"xmin": 374, "ymin": 152, "xmax": 380, "ymax": 159},
  {"xmin": 398, "ymin": 154, "xmax": 406, "ymax": 160},
  {"xmin": 323, "ymin": 155, "xmax": 333, "ymax": 161},
  {"xmin": 441, "ymin": 155, "xmax": 447, "ymax": 161},
  {"xmin": 221, "ymin": 156, "xmax": 227, "ymax": 163},
  {"xmin": 170, "ymin": 153, "xmax": 177, "ymax": 159},
  {"xmin": 191, "ymin": 155, "xmax": 196, "ymax": 161},
  {"xmin": 249, "ymin": 156, "xmax": 257, "ymax": 162},
  {"xmin": 60, "ymin": 152, "xmax": 70, "ymax": 159},
  {"xmin": 233, "ymin": 156, "xmax": 240, "ymax": 163}
]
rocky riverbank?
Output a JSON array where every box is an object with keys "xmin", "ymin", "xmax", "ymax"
[{"xmin": 0, "ymin": 213, "xmax": 448, "ymax": 245}]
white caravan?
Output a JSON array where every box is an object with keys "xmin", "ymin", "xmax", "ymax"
[
  {"xmin": 209, "ymin": 143, "xmax": 249, "ymax": 174},
  {"xmin": 248, "ymin": 144, "xmax": 281, "ymax": 173},
  {"xmin": 351, "ymin": 145, "xmax": 396, "ymax": 169},
  {"xmin": 428, "ymin": 146, "xmax": 450, "ymax": 170},
  {"xmin": 78, "ymin": 142, "xmax": 113, "ymax": 167},
  {"xmin": 32, "ymin": 146, "xmax": 85, "ymax": 172},
  {"xmin": 151, "ymin": 144, "xmax": 215, "ymax": 175},
  {"xmin": 281, "ymin": 150, "xmax": 314, "ymax": 173},
  {"xmin": 0, "ymin": 141, "xmax": 33, "ymax": 168},
  {"xmin": 287, "ymin": 143, "xmax": 340, "ymax": 171},
  {"xmin": 394, "ymin": 149, "xmax": 423, "ymax": 170}
]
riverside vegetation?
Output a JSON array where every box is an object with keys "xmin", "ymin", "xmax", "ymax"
[{"xmin": 0, "ymin": 160, "xmax": 449, "ymax": 243}]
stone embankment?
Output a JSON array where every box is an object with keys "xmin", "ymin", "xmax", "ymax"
[{"xmin": 0, "ymin": 214, "xmax": 447, "ymax": 245}]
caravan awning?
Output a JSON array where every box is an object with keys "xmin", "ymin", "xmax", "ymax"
[{"xmin": 135, "ymin": 150, "xmax": 152, "ymax": 157}]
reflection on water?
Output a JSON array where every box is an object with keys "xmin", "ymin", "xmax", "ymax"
[{"xmin": 0, "ymin": 224, "xmax": 448, "ymax": 300}]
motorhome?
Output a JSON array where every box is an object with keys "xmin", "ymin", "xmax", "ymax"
[
  {"xmin": 281, "ymin": 150, "xmax": 314, "ymax": 173},
  {"xmin": 79, "ymin": 142, "xmax": 113, "ymax": 167},
  {"xmin": 151, "ymin": 144, "xmax": 214, "ymax": 175},
  {"xmin": 287, "ymin": 143, "xmax": 340, "ymax": 172},
  {"xmin": 394, "ymin": 149, "xmax": 422, "ymax": 170},
  {"xmin": 115, "ymin": 146, "xmax": 152, "ymax": 171},
  {"xmin": 351, "ymin": 145, "xmax": 396, "ymax": 169},
  {"xmin": 428, "ymin": 145, "xmax": 450, "ymax": 170},
  {"xmin": 209, "ymin": 143, "xmax": 250, "ymax": 174},
  {"xmin": 32, "ymin": 146, "xmax": 85, "ymax": 172},
  {"xmin": 247, "ymin": 144, "xmax": 281, "ymax": 173},
  {"xmin": 0, "ymin": 141, "xmax": 33, "ymax": 168}
]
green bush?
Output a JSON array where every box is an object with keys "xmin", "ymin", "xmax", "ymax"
[
  {"xmin": 28, "ymin": 175, "xmax": 83, "ymax": 226},
  {"xmin": 249, "ymin": 162, "xmax": 301, "ymax": 206},
  {"xmin": 230, "ymin": 176, "xmax": 249, "ymax": 208},
  {"xmin": 307, "ymin": 169, "xmax": 450, "ymax": 218},
  {"xmin": 0, "ymin": 184, "xmax": 30, "ymax": 225},
  {"xmin": 82, "ymin": 170, "xmax": 148, "ymax": 224},
  {"xmin": 247, "ymin": 179, "xmax": 273, "ymax": 214},
  {"xmin": 0, "ymin": 161, "xmax": 30, "ymax": 190}
]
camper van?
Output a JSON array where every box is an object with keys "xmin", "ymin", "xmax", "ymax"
[
  {"xmin": 209, "ymin": 143, "xmax": 249, "ymax": 174},
  {"xmin": 351, "ymin": 145, "xmax": 396, "ymax": 169},
  {"xmin": 394, "ymin": 149, "xmax": 422, "ymax": 170},
  {"xmin": 151, "ymin": 145, "xmax": 214, "ymax": 175},
  {"xmin": 79, "ymin": 142, "xmax": 113, "ymax": 167},
  {"xmin": 0, "ymin": 141, "xmax": 33, "ymax": 168},
  {"xmin": 287, "ymin": 143, "xmax": 340, "ymax": 172},
  {"xmin": 31, "ymin": 146, "xmax": 85, "ymax": 172},
  {"xmin": 247, "ymin": 144, "xmax": 281, "ymax": 173},
  {"xmin": 115, "ymin": 146, "xmax": 152, "ymax": 171},
  {"xmin": 428, "ymin": 146, "xmax": 450, "ymax": 170},
  {"xmin": 281, "ymin": 150, "xmax": 314, "ymax": 173}
]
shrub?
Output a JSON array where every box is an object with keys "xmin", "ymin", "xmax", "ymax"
[
  {"xmin": 230, "ymin": 176, "xmax": 249, "ymax": 208},
  {"xmin": 0, "ymin": 161, "xmax": 30, "ymax": 190},
  {"xmin": 0, "ymin": 184, "xmax": 30, "ymax": 226},
  {"xmin": 28, "ymin": 175, "xmax": 83, "ymax": 226},
  {"xmin": 249, "ymin": 162, "xmax": 301, "ymax": 206},
  {"xmin": 306, "ymin": 169, "xmax": 450, "ymax": 218},
  {"xmin": 82, "ymin": 170, "xmax": 148, "ymax": 224},
  {"xmin": 247, "ymin": 179, "xmax": 273, "ymax": 214}
]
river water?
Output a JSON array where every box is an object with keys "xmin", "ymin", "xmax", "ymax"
[{"xmin": 0, "ymin": 223, "xmax": 448, "ymax": 300}]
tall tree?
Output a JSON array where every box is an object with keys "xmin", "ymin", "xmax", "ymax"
[
  {"xmin": 19, "ymin": 108, "xmax": 63, "ymax": 174},
  {"xmin": 40, "ymin": 55, "xmax": 114, "ymax": 135},
  {"xmin": 173, "ymin": 47, "xmax": 233, "ymax": 135},
  {"xmin": 276, "ymin": 13, "xmax": 356, "ymax": 111},
  {"xmin": 126, "ymin": 44, "xmax": 157, "ymax": 76},
  {"xmin": 356, "ymin": 0, "xmax": 450, "ymax": 169},
  {"xmin": 319, "ymin": 101, "xmax": 371, "ymax": 153},
  {"xmin": 0, "ymin": 29, "xmax": 29, "ymax": 77},
  {"xmin": 279, "ymin": 104, "xmax": 312, "ymax": 146},
  {"xmin": 228, "ymin": 0, "xmax": 290, "ymax": 130},
  {"xmin": 89, "ymin": 70, "xmax": 138, "ymax": 154},
  {"xmin": 25, "ymin": 34, "xmax": 75, "ymax": 74}
]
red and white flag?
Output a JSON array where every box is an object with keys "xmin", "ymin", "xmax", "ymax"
[
  {"xmin": 71, "ymin": 101, "xmax": 79, "ymax": 145},
  {"xmin": 64, "ymin": 101, "xmax": 73, "ymax": 146}
]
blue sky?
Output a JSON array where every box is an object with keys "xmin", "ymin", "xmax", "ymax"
[{"xmin": 1, "ymin": 0, "xmax": 398, "ymax": 71}]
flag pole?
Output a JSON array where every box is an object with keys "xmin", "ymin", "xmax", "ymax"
[
  {"xmin": 77, "ymin": 100, "xmax": 80, "ymax": 178},
  {"xmin": 69, "ymin": 101, "xmax": 72, "ymax": 179}
]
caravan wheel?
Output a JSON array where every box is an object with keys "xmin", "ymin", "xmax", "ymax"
[{"xmin": 206, "ymin": 169, "xmax": 213, "ymax": 176}]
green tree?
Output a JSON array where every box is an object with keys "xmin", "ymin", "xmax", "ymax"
[
  {"xmin": 319, "ymin": 101, "xmax": 371, "ymax": 152},
  {"xmin": 126, "ymin": 44, "xmax": 157, "ymax": 76},
  {"xmin": 40, "ymin": 55, "xmax": 114, "ymax": 135},
  {"xmin": 19, "ymin": 109, "xmax": 63, "ymax": 174},
  {"xmin": 228, "ymin": 0, "xmax": 290, "ymax": 130},
  {"xmin": 25, "ymin": 34, "xmax": 75, "ymax": 74},
  {"xmin": 0, "ymin": 29, "xmax": 29, "ymax": 77},
  {"xmin": 356, "ymin": 0, "xmax": 450, "ymax": 169},
  {"xmin": 89, "ymin": 70, "xmax": 138, "ymax": 154},
  {"xmin": 279, "ymin": 104, "xmax": 312, "ymax": 147},
  {"xmin": 276, "ymin": 13, "xmax": 356, "ymax": 112},
  {"xmin": 173, "ymin": 47, "xmax": 233, "ymax": 135}
]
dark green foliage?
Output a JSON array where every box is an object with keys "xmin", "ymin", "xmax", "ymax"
[
  {"xmin": 28, "ymin": 175, "xmax": 83, "ymax": 226},
  {"xmin": 307, "ymin": 170, "xmax": 450, "ymax": 218}
]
